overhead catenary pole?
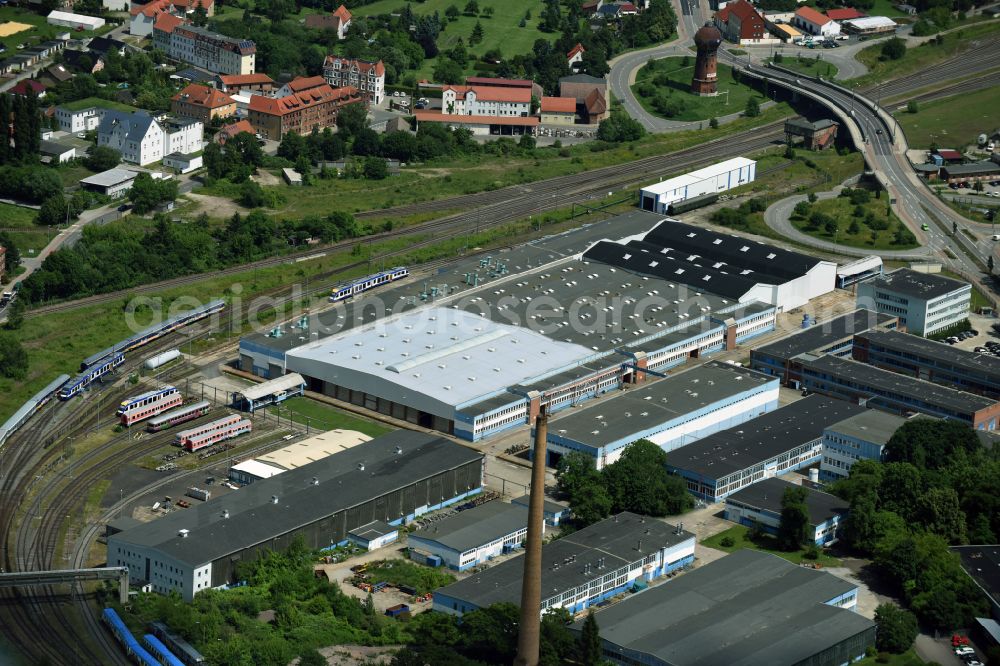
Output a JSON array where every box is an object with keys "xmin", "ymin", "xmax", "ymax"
[{"xmin": 514, "ymin": 405, "xmax": 548, "ymax": 666}]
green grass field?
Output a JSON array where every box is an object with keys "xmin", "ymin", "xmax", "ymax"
[
  {"xmin": 60, "ymin": 96, "xmax": 138, "ymax": 112},
  {"xmin": 851, "ymin": 20, "xmax": 1000, "ymax": 84},
  {"xmin": 0, "ymin": 202, "xmax": 55, "ymax": 257},
  {"xmin": 790, "ymin": 191, "xmax": 916, "ymax": 250},
  {"xmin": 264, "ymin": 396, "xmax": 392, "ymax": 437},
  {"xmin": 895, "ymin": 84, "xmax": 1000, "ymax": 149},
  {"xmin": 0, "ymin": 6, "xmax": 113, "ymax": 52},
  {"xmin": 350, "ymin": 0, "xmax": 553, "ymax": 79},
  {"xmin": 855, "ymin": 650, "xmax": 924, "ymax": 665},
  {"xmin": 868, "ymin": 0, "xmax": 911, "ymax": 18},
  {"xmin": 773, "ymin": 54, "xmax": 839, "ymax": 79},
  {"xmin": 702, "ymin": 525, "xmax": 842, "ymax": 567},
  {"xmin": 631, "ymin": 58, "xmax": 764, "ymax": 122}
]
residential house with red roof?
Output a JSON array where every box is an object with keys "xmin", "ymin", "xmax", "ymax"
[
  {"xmin": 567, "ymin": 43, "xmax": 586, "ymax": 68},
  {"xmin": 129, "ymin": 0, "xmax": 214, "ymax": 37},
  {"xmin": 305, "ymin": 4, "xmax": 352, "ymax": 39},
  {"xmin": 441, "ymin": 84, "xmax": 531, "ymax": 117},
  {"xmin": 322, "ymin": 57, "xmax": 385, "ymax": 104},
  {"xmin": 793, "ymin": 6, "xmax": 841, "ymax": 36},
  {"xmin": 171, "ymin": 83, "xmax": 236, "ymax": 123},
  {"xmin": 247, "ymin": 84, "xmax": 362, "ymax": 140},
  {"xmin": 214, "ymin": 118, "xmax": 255, "ymax": 144},
  {"xmin": 9, "ymin": 79, "xmax": 47, "ymax": 98},
  {"xmin": 714, "ymin": 0, "xmax": 772, "ymax": 45},
  {"xmin": 275, "ymin": 76, "xmax": 327, "ymax": 98}
]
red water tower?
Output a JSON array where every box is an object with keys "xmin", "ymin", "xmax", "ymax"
[{"xmin": 692, "ymin": 22, "xmax": 723, "ymax": 96}]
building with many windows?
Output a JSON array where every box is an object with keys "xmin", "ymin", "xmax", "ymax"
[
  {"xmin": 408, "ymin": 500, "xmax": 532, "ymax": 570},
  {"xmin": 247, "ymin": 83, "xmax": 362, "ymax": 140},
  {"xmin": 725, "ymin": 477, "xmax": 849, "ymax": 545},
  {"xmin": 542, "ymin": 362, "xmax": 779, "ymax": 470},
  {"xmin": 322, "ymin": 57, "xmax": 384, "ymax": 104},
  {"xmin": 441, "ymin": 83, "xmax": 531, "ymax": 117},
  {"xmin": 799, "ymin": 354, "xmax": 1000, "ymax": 429},
  {"xmin": 856, "ymin": 268, "xmax": 971, "ymax": 336},
  {"xmin": 97, "ymin": 110, "xmax": 202, "ymax": 166},
  {"xmin": 108, "ymin": 431, "xmax": 484, "ymax": 601},
  {"xmin": 170, "ymin": 83, "xmax": 236, "ymax": 123},
  {"xmin": 750, "ymin": 309, "xmax": 898, "ymax": 387},
  {"xmin": 854, "ymin": 329, "xmax": 1000, "ymax": 398},
  {"xmin": 664, "ymin": 395, "xmax": 864, "ymax": 501},
  {"xmin": 433, "ymin": 513, "xmax": 695, "ymax": 616},
  {"xmin": 153, "ymin": 20, "xmax": 256, "ymax": 75},
  {"xmin": 577, "ymin": 549, "xmax": 874, "ymax": 666},
  {"xmin": 820, "ymin": 409, "xmax": 907, "ymax": 480}
]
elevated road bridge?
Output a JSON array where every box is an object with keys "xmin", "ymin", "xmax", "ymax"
[{"xmin": 0, "ymin": 567, "xmax": 129, "ymax": 604}]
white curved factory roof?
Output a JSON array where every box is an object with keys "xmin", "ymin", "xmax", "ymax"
[{"xmin": 236, "ymin": 372, "xmax": 305, "ymax": 401}]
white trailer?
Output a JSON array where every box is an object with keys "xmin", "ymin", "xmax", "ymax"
[{"xmin": 640, "ymin": 157, "xmax": 757, "ymax": 214}]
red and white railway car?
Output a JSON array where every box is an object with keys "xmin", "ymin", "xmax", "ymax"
[
  {"xmin": 119, "ymin": 387, "xmax": 183, "ymax": 426},
  {"xmin": 175, "ymin": 415, "xmax": 251, "ymax": 451}
]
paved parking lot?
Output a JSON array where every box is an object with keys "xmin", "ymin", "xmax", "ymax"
[{"xmin": 947, "ymin": 313, "xmax": 999, "ymax": 352}]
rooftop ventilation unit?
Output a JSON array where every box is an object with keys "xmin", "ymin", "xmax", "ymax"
[
  {"xmin": 221, "ymin": 510, "xmax": 229, "ymax": 519},
  {"xmin": 271, "ymin": 495, "xmax": 279, "ymax": 504},
  {"xmin": 178, "ymin": 529, "xmax": 190, "ymax": 538}
]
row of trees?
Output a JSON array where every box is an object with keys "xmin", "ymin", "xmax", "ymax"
[
  {"xmin": 0, "ymin": 93, "xmax": 42, "ymax": 165},
  {"xmin": 830, "ymin": 420, "xmax": 995, "ymax": 630},
  {"xmin": 556, "ymin": 440, "xmax": 693, "ymax": 528},
  {"xmin": 19, "ymin": 206, "xmax": 363, "ymax": 303}
]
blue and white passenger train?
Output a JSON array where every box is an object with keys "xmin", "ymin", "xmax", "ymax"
[{"xmin": 329, "ymin": 267, "xmax": 409, "ymax": 302}]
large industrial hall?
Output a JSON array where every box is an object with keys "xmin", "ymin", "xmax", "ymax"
[{"xmin": 239, "ymin": 211, "xmax": 837, "ymax": 441}]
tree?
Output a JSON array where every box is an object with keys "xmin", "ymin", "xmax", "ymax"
[
  {"xmin": 0, "ymin": 232, "xmax": 20, "ymax": 271},
  {"xmin": 881, "ymin": 37, "xmax": 906, "ymax": 61},
  {"xmin": 744, "ymin": 96, "xmax": 760, "ymax": 117},
  {"xmin": 709, "ymin": 117, "xmax": 719, "ymax": 129},
  {"xmin": 433, "ymin": 60, "xmax": 464, "ymax": 85},
  {"xmin": 128, "ymin": 173, "xmax": 178, "ymax": 215},
  {"xmin": 578, "ymin": 611, "xmax": 602, "ymax": 666},
  {"xmin": 470, "ymin": 21, "xmax": 484, "ymax": 46},
  {"xmin": 483, "ymin": 6, "xmax": 494, "ymax": 17},
  {"xmin": 380, "ymin": 131, "xmax": 417, "ymax": 162},
  {"xmin": 597, "ymin": 112, "xmax": 645, "ymax": 142},
  {"xmin": 352, "ymin": 128, "xmax": 381, "ymax": 156},
  {"xmin": 363, "ymin": 157, "xmax": 389, "ymax": 180},
  {"xmin": 848, "ymin": 219, "xmax": 861, "ymax": 234},
  {"xmin": 445, "ymin": 4, "xmax": 459, "ymax": 20},
  {"xmin": 298, "ymin": 649, "xmax": 327, "ymax": 666},
  {"xmin": 278, "ymin": 131, "xmax": 307, "ymax": 162},
  {"xmin": 570, "ymin": 483, "xmax": 612, "ymax": 526},
  {"xmin": 336, "ymin": 103, "xmax": 369, "ymax": 142},
  {"xmin": 874, "ymin": 604, "xmax": 918, "ymax": 654},
  {"xmin": 602, "ymin": 440, "xmax": 692, "ymax": 516},
  {"xmin": 3, "ymin": 297, "xmax": 24, "ymax": 330},
  {"xmin": 192, "ymin": 0, "xmax": 208, "ymax": 26},
  {"xmin": 777, "ymin": 486, "xmax": 810, "ymax": 551},
  {"xmin": 907, "ymin": 100, "xmax": 919, "ymax": 114},
  {"xmin": 36, "ymin": 195, "xmax": 69, "ymax": 226},
  {"xmin": 463, "ymin": 0, "xmax": 478, "ymax": 14},
  {"xmin": 84, "ymin": 146, "xmax": 122, "ymax": 172},
  {"xmin": 0, "ymin": 332, "xmax": 28, "ymax": 379},
  {"xmin": 557, "ymin": 452, "xmax": 601, "ymax": 499},
  {"xmin": 239, "ymin": 180, "xmax": 267, "ymax": 208},
  {"xmin": 885, "ymin": 419, "xmax": 980, "ymax": 470},
  {"xmin": 824, "ymin": 218, "xmax": 838, "ymax": 237}
]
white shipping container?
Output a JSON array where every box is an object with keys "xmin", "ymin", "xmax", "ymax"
[{"xmin": 145, "ymin": 349, "xmax": 181, "ymax": 370}]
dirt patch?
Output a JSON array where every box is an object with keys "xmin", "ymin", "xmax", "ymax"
[
  {"xmin": 182, "ymin": 192, "xmax": 247, "ymax": 219},
  {"xmin": 253, "ymin": 169, "xmax": 281, "ymax": 187}
]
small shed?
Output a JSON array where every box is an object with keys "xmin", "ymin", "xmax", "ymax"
[
  {"xmin": 39, "ymin": 139, "xmax": 76, "ymax": 164},
  {"xmin": 231, "ymin": 372, "xmax": 306, "ymax": 412},
  {"xmin": 80, "ymin": 168, "xmax": 139, "ymax": 198},
  {"xmin": 282, "ymin": 167, "xmax": 303, "ymax": 186},
  {"xmin": 162, "ymin": 152, "xmax": 203, "ymax": 174},
  {"xmin": 347, "ymin": 520, "xmax": 399, "ymax": 551}
]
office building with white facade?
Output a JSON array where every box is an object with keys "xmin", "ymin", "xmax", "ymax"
[
  {"xmin": 433, "ymin": 513, "xmax": 695, "ymax": 617},
  {"xmin": 857, "ymin": 268, "xmax": 971, "ymax": 337},
  {"xmin": 408, "ymin": 501, "xmax": 532, "ymax": 570},
  {"xmin": 725, "ymin": 477, "xmax": 849, "ymax": 545},
  {"xmin": 820, "ymin": 409, "xmax": 907, "ymax": 480},
  {"xmin": 543, "ymin": 361, "xmax": 779, "ymax": 470},
  {"xmin": 97, "ymin": 110, "xmax": 202, "ymax": 166},
  {"xmin": 441, "ymin": 83, "xmax": 532, "ymax": 117},
  {"xmin": 639, "ymin": 157, "xmax": 756, "ymax": 213}
]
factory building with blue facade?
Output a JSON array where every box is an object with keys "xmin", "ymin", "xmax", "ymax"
[
  {"xmin": 664, "ymin": 395, "xmax": 864, "ymax": 502},
  {"xmin": 724, "ymin": 477, "xmax": 849, "ymax": 546},
  {"xmin": 541, "ymin": 362, "xmax": 780, "ymax": 470},
  {"xmin": 433, "ymin": 513, "xmax": 695, "ymax": 617}
]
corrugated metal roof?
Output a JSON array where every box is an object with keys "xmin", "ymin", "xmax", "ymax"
[{"xmin": 236, "ymin": 372, "xmax": 305, "ymax": 401}]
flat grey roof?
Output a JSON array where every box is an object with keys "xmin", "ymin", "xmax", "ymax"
[
  {"xmin": 511, "ymin": 494, "xmax": 568, "ymax": 516},
  {"xmin": 868, "ymin": 268, "xmax": 968, "ymax": 301},
  {"xmin": 725, "ymin": 478, "xmax": 848, "ymax": 527},
  {"xmin": 409, "ymin": 501, "xmax": 528, "ymax": 553},
  {"xmin": 109, "ymin": 431, "xmax": 482, "ymax": 567},
  {"xmin": 577, "ymin": 549, "xmax": 872, "ymax": 666},
  {"xmin": 39, "ymin": 139, "xmax": 75, "ymax": 155},
  {"xmin": 80, "ymin": 168, "xmax": 138, "ymax": 188},
  {"xmin": 348, "ymin": 520, "xmax": 396, "ymax": 540},
  {"xmin": 943, "ymin": 161, "xmax": 1000, "ymax": 176},
  {"xmin": 824, "ymin": 408, "xmax": 907, "ymax": 445},
  {"xmin": 436, "ymin": 513, "xmax": 693, "ymax": 609},
  {"xmin": 859, "ymin": 329, "xmax": 1000, "ymax": 381},
  {"xmin": 953, "ymin": 545, "xmax": 1000, "ymax": 607},
  {"xmin": 753, "ymin": 309, "xmax": 893, "ymax": 363},
  {"xmin": 801, "ymin": 355, "xmax": 996, "ymax": 414},
  {"xmin": 548, "ymin": 362, "xmax": 776, "ymax": 448},
  {"xmin": 664, "ymin": 395, "xmax": 864, "ymax": 479}
]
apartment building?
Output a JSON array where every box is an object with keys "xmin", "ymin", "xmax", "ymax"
[
  {"xmin": 247, "ymin": 84, "xmax": 362, "ymax": 140},
  {"xmin": 153, "ymin": 19, "xmax": 255, "ymax": 75},
  {"xmin": 856, "ymin": 268, "xmax": 971, "ymax": 336},
  {"xmin": 170, "ymin": 83, "xmax": 236, "ymax": 123},
  {"xmin": 97, "ymin": 110, "xmax": 203, "ymax": 166},
  {"xmin": 441, "ymin": 83, "xmax": 531, "ymax": 117},
  {"xmin": 322, "ymin": 57, "xmax": 384, "ymax": 104},
  {"xmin": 129, "ymin": 0, "xmax": 215, "ymax": 37}
]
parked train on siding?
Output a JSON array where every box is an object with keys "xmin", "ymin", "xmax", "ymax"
[
  {"xmin": 329, "ymin": 267, "xmax": 408, "ymax": 303},
  {"xmin": 118, "ymin": 386, "xmax": 183, "ymax": 425}
]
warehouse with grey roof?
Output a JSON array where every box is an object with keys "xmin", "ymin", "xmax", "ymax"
[
  {"xmin": 579, "ymin": 549, "xmax": 874, "ymax": 666},
  {"xmin": 408, "ymin": 500, "xmax": 531, "ymax": 570},
  {"xmin": 107, "ymin": 431, "xmax": 484, "ymax": 601}
]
